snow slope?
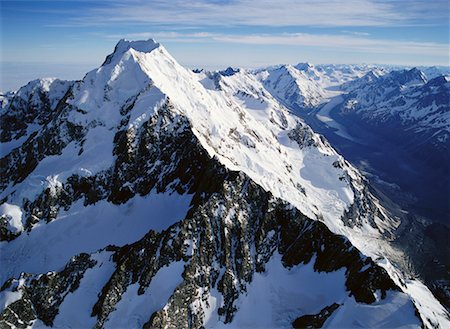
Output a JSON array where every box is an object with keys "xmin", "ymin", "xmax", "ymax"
[
  {"xmin": 126, "ymin": 44, "xmax": 359, "ymax": 233},
  {"xmin": 212, "ymin": 254, "xmax": 420, "ymax": 329},
  {"xmin": 0, "ymin": 192, "xmax": 192, "ymax": 285}
]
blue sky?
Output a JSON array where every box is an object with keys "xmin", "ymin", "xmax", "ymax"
[{"xmin": 1, "ymin": 0, "xmax": 449, "ymax": 91}]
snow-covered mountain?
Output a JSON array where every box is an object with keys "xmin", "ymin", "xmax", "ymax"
[
  {"xmin": 250, "ymin": 62, "xmax": 450, "ymax": 312},
  {"xmin": 0, "ymin": 39, "xmax": 448, "ymax": 328},
  {"xmin": 255, "ymin": 63, "xmax": 448, "ymax": 121},
  {"xmin": 341, "ymin": 69, "xmax": 449, "ymax": 149},
  {"xmin": 255, "ymin": 63, "xmax": 388, "ymax": 113},
  {"xmin": 0, "ymin": 78, "xmax": 73, "ymax": 157},
  {"xmin": 253, "ymin": 61, "xmax": 449, "ymax": 207},
  {"xmin": 256, "ymin": 64, "xmax": 328, "ymax": 110}
]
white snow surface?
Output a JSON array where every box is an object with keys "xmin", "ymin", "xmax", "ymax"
[
  {"xmin": 31, "ymin": 257, "xmax": 185, "ymax": 329},
  {"xmin": 324, "ymin": 292, "xmax": 420, "ymax": 329},
  {"xmin": 104, "ymin": 261, "xmax": 185, "ymax": 328},
  {"xmin": 0, "ymin": 287, "xmax": 22, "ymax": 313},
  {"xmin": 260, "ymin": 64, "xmax": 327, "ymax": 109},
  {"xmin": 131, "ymin": 44, "xmax": 356, "ymax": 233},
  {"xmin": 0, "ymin": 191, "xmax": 192, "ymax": 285},
  {"xmin": 377, "ymin": 257, "xmax": 450, "ymax": 329},
  {"xmin": 210, "ymin": 253, "xmax": 421, "ymax": 328},
  {"xmin": 0, "ymin": 203, "xmax": 24, "ymax": 234}
]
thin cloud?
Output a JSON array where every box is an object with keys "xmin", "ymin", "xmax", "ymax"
[
  {"xmin": 104, "ymin": 32, "xmax": 216, "ymax": 40},
  {"xmin": 218, "ymin": 34, "xmax": 448, "ymax": 57},
  {"xmin": 103, "ymin": 31, "xmax": 449, "ymax": 58},
  {"xmin": 341, "ymin": 31, "xmax": 371, "ymax": 36},
  {"xmin": 48, "ymin": 0, "xmax": 415, "ymax": 28}
]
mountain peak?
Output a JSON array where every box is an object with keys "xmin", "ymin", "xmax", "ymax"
[
  {"xmin": 219, "ymin": 66, "xmax": 240, "ymax": 76},
  {"xmin": 115, "ymin": 38, "xmax": 160, "ymax": 53},
  {"xmin": 426, "ymin": 74, "xmax": 450, "ymax": 87},
  {"xmin": 101, "ymin": 38, "xmax": 160, "ymax": 66},
  {"xmin": 391, "ymin": 67, "xmax": 427, "ymax": 85},
  {"xmin": 295, "ymin": 62, "xmax": 314, "ymax": 71}
]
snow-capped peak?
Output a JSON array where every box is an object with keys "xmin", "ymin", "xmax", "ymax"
[
  {"xmin": 260, "ymin": 64, "xmax": 327, "ymax": 109},
  {"xmin": 218, "ymin": 66, "xmax": 240, "ymax": 76},
  {"xmin": 392, "ymin": 67, "xmax": 427, "ymax": 86},
  {"xmin": 40, "ymin": 39, "xmax": 354, "ymax": 234},
  {"xmin": 101, "ymin": 38, "xmax": 160, "ymax": 66},
  {"xmin": 295, "ymin": 62, "xmax": 314, "ymax": 71}
]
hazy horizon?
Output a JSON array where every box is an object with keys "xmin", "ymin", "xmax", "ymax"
[
  {"xmin": 1, "ymin": 0, "xmax": 449, "ymax": 91},
  {"xmin": 2, "ymin": 55, "xmax": 450, "ymax": 92}
]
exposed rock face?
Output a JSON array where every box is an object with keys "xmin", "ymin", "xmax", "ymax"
[
  {"xmin": 0, "ymin": 253, "xmax": 95, "ymax": 328},
  {"xmin": 292, "ymin": 303, "xmax": 340, "ymax": 328},
  {"xmin": 0, "ymin": 169, "xmax": 404, "ymax": 328},
  {"xmin": 1, "ymin": 98, "xmax": 210, "ymax": 237},
  {"xmin": 0, "ymin": 87, "xmax": 80, "ymax": 192},
  {"xmin": 0, "ymin": 298, "xmax": 36, "ymax": 329},
  {"xmin": 0, "ymin": 79, "xmax": 73, "ymax": 143},
  {"xmin": 0, "ymin": 98, "xmax": 413, "ymax": 328}
]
